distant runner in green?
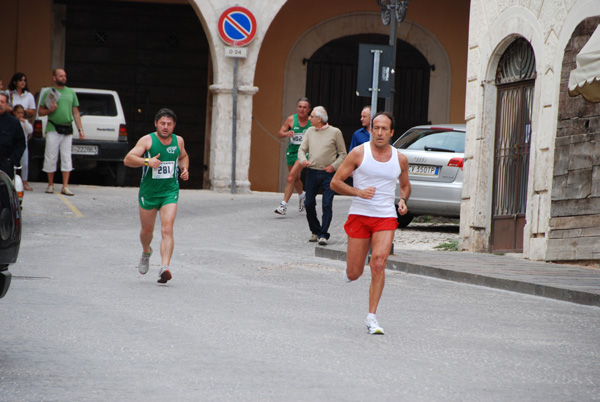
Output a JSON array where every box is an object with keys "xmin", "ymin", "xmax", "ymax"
[{"xmin": 124, "ymin": 108, "xmax": 189, "ymax": 284}]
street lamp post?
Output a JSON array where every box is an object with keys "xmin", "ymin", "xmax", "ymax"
[{"xmin": 377, "ymin": 0, "xmax": 410, "ymax": 113}]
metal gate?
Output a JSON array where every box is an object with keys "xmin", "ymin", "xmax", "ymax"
[
  {"xmin": 306, "ymin": 34, "xmax": 430, "ymax": 148},
  {"xmin": 491, "ymin": 38, "xmax": 536, "ymax": 252}
]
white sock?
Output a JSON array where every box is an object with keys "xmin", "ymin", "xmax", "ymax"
[
  {"xmin": 343, "ymin": 270, "xmax": 352, "ymax": 283},
  {"xmin": 281, "ymin": 201, "xmax": 287, "ymax": 206},
  {"xmin": 299, "ymin": 191, "xmax": 306, "ymax": 199},
  {"xmin": 367, "ymin": 313, "xmax": 376, "ymax": 321}
]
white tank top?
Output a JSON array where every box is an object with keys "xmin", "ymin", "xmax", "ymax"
[{"xmin": 348, "ymin": 143, "xmax": 401, "ymax": 218}]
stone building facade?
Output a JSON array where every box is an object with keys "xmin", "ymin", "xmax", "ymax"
[{"xmin": 461, "ymin": 0, "xmax": 600, "ymax": 263}]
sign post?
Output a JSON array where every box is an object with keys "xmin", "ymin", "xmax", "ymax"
[
  {"xmin": 370, "ymin": 49, "xmax": 383, "ymax": 127},
  {"xmin": 217, "ymin": 6, "xmax": 257, "ymax": 193},
  {"xmin": 356, "ymin": 44, "xmax": 393, "ymax": 137}
]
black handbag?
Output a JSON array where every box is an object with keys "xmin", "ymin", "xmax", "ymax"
[{"xmin": 49, "ymin": 120, "xmax": 73, "ymax": 135}]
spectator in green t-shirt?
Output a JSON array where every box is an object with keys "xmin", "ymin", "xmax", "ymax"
[{"xmin": 38, "ymin": 68, "xmax": 85, "ymax": 196}]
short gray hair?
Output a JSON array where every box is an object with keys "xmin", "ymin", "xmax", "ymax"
[{"xmin": 313, "ymin": 106, "xmax": 328, "ymax": 123}]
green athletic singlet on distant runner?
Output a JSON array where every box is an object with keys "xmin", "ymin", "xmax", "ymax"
[
  {"xmin": 286, "ymin": 114, "xmax": 311, "ymax": 166},
  {"xmin": 138, "ymin": 132, "xmax": 180, "ymax": 209}
]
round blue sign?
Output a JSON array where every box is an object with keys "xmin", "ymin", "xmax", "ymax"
[{"xmin": 218, "ymin": 6, "xmax": 257, "ymax": 47}]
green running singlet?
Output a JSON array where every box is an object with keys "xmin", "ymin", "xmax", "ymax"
[
  {"xmin": 286, "ymin": 114, "xmax": 311, "ymax": 166},
  {"xmin": 138, "ymin": 132, "xmax": 180, "ymax": 209}
]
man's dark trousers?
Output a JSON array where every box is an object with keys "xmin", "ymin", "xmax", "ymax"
[{"xmin": 304, "ymin": 168, "xmax": 335, "ymax": 240}]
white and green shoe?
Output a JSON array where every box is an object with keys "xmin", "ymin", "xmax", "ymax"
[{"xmin": 138, "ymin": 247, "xmax": 152, "ymax": 275}]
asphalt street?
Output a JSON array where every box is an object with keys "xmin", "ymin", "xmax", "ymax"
[{"xmin": 1, "ymin": 184, "xmax": 599, "ymax": 401}]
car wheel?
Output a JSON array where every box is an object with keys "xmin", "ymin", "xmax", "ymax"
[{"xmin": 396, "ymin": 212, "xmax": 414, "ymax": 228}]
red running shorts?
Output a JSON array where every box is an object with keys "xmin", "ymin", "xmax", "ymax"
[{"xmin": 344, "ymin": 214, "xmax": 399, "ymax": 239}]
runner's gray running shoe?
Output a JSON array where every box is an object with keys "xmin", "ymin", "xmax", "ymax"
[
  {"xmin": 274, "ymin": 203, "xmax": 287, "ymax": 215},
  {"xmin": 138, "ymin": 247, "xmax": 152, "ymax": 275},
  {"xmin": 157, "ymin": 266, "xmax": 172, "ymax": 284},
  {"xmin": 365, "ymin": 317, "xmax": 384, "ymax": 335},
  {"xmin": 299, "ymin": 195, "xmax": 306, "ymax": 212}
]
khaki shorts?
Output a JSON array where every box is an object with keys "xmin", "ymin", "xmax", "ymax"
[{"xmin": 43, "ymin": 131, "xmax": 73, "ymax": 172}]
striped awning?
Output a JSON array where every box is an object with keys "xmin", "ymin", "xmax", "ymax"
[{"xmin": 569, "ymin": 25, "xmax": 600, "ymax": 102}]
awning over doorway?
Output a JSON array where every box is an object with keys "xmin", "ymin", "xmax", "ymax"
[{"xmin": 569, "ymin": 25, "xmax": 600, "ymax": 102}]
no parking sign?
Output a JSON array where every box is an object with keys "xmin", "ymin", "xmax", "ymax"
[{"xmin": 218, "ymin": 6, "xmax": 257, "ymax": 47}]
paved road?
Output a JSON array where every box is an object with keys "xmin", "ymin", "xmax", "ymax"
[{"xmin": 1, "ymin": 184, "xmax": 599, "ymax": 401}]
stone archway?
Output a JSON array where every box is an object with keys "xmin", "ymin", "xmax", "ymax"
[
  {"xmin": 279, "ymin": 12, "xmax": 451, "ymax": 188},
  {"xmin": 547, "ymin": 16, "xmax": 600, "ymax": 263}
]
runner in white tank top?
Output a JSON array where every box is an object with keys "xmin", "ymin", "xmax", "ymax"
[
  {"xmin": 348, "ymin": 141, "xmax": 401, "ymax": 218},
  {"xmin": 331, "ymin": 112, "xmax": 411, "ymax": 335}
]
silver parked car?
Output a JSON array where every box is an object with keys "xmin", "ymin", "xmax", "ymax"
[{"xmin": 393, "ymin": 124, "xmax": 466, "ymax": 227}]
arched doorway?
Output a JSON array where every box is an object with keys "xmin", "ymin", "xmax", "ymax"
[
  {"xmin": 491, "ymin": 38, "xmax": 536, "ymax": 252},
  {"xmin": 61, "ymin": 0, "xmax": 209, "ymax": 189},
  {"xmin": 305, "ymin": 34, "xmax": 430, "ymax": 148}
]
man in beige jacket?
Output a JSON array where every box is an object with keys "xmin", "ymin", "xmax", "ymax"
[{"xmin": 298, "ymin": 106, "xmax": 347, "ymax": 245}]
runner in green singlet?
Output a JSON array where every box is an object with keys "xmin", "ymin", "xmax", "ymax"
[
  {"xmin": 124, "ymin": 108, "xmax": 189, "ymax": 284},
  {"xmin": 274, "ymin": 97, "xmax": 311, "ymax": 215}
]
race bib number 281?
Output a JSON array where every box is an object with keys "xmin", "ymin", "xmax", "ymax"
[{"xmin": 152, "ymin": 161, "xmax": 175, "ymax": 179}]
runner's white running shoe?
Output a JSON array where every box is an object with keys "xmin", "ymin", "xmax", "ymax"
[
  {"xmin": 365, "ymin": 317, "xmax": 384, "ymax": 335},
  {"xmin": 157, "ymin": 266, "xmax": 172, "ymax": 284},
  {"xmin": 299, "ymin": 194, "xmax": 306, "ymax": 212},
  {"xmin": 274, "ymin": 203, "xmax": 287, "ymax": 215},
  {"xmin": 138, "ymin": 247, "xmax": 152, "ymax": 275}
]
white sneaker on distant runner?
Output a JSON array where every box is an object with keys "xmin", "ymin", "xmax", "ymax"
[
  {"xmin": 274, "ymin": 203, "xmax": 287, "ymax": 215},
  {"xmin": 157, "ymin": 266, "xmax": 172, "ymax": 284},
  {"xmin": 365, "ymin": 316, "xmax": 384, "ymax": 335},
  {"xmin": 138, "ymin": 247, "xmax": 152, "ymax": 275}
]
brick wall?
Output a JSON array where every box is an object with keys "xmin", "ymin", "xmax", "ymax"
[{"xmin": 548, "ymin": 17, "xmax": 600, "ymax": 263}]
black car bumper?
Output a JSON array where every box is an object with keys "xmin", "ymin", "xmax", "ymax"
[
  {"xmin": 29, "ymin": 138, "xmax": 129, "ymax": 162},
  {"xmin": 0, "ymin": 269, "xmax": 11, "ymax": 299}
]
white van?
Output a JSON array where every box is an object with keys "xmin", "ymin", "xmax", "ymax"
[{"xmin": 30, "ymin": 88, "xmax": 129, "ymax": 186}]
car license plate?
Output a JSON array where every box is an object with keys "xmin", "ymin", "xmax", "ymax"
[
  {"xmin": 409, "ymin": 164, "xmax": 439, "ymax": 176},
  {"xmin": 72, "ymin": 145, "xmax": 98, "ymax": 155}
]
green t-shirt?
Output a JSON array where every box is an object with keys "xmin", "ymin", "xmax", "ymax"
[
  {"xmin": 40, "ymin": 86, "xmax": 79, "ymax": 133},
  {"xmin": 139, "ymin": 133, "xmax": 180, "ymax": 197}
]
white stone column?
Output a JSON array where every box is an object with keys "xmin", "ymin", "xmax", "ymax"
[
  {"xmin": 191, "ymin": 0, "xmax": 287, "ymax": 192},
  {"xmin": 208, "ymin": 82, "xmax": 258, "ymax": 193}
]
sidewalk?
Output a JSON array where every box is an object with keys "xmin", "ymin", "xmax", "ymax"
[{"xmin": 316, "ymin": 242, "xmax": 600, "ymax": 307}]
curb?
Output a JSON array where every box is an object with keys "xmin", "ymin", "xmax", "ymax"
[{"xmin": 315, "ymin": 245, "xmax": 600, "ymax": 307}]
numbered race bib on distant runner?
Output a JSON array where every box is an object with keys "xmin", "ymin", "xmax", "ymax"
[
  {"xmin": 291, "ymin": 133, "xmax": 304, "ymax": 145},
  {"xmin": 152, "ymin": 161, "xmax": 175, "ymax": 179}
]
